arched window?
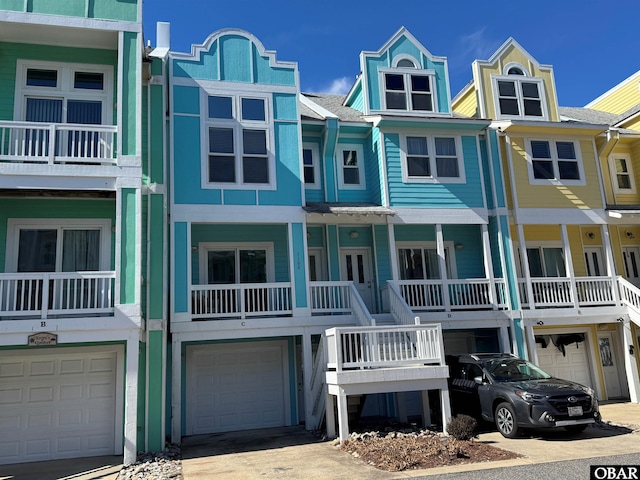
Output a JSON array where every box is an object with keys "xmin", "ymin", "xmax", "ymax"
[
  {"xmin": 397, "ymin": 58, "xmax": 417, "ymax": 68},
  {"xmin": 507, "ymin": 66, "xmax": 525, "ymax": 75}
]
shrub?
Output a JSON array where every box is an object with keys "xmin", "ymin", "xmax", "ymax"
[{"xmin": 446, "ymin": 414, "xmax": 478, "ymax": 441}]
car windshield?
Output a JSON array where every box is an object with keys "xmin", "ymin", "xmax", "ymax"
[{"xmin": 484, "ymin": 359, "xmax": 552, "ymax": 382}]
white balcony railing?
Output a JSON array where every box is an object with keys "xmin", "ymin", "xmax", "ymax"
[
  {"xmin": 518, "ymin": 276, "xmax": 617, "ymax": 309},
  {"xmin": 0, "ymin": 272, "xmax": 115, "ymax": 319},
  {"xmin": 310, "ymin": 281, "xmax": 375, "ymax": 326},
  {"xmin": 190, "ymin": 282, "xmax": 292, "ymax": 319},
  {"xmin": 325, "ymin": 324, "xmax": 444, "ymax": 371},
  {"xmin": 394, "ymin": 278, "xmax": 508, "ymax": 312},
  {"xmin": 0, "ymin": 121, "xmax": 117, "ymax": 164}
]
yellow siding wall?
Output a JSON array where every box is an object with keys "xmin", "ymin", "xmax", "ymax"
[
  {"xmin": 621, "ymin": 116, "xmax": 640, "ymax": 132},
  {"xmin": 589, "ymin": 73, "xmax": 640, "ymax": 115},
  {"xmin": 477, "ymin": 44, "xmax": 559, "ymax": 122},
  {"xmin": 452, "ymin": 86, "xmax": 478, "ymax": 118},
  {"xmin": 610, "ymin": 226, "xmax": 640, "ymax": 278},
  {"xmin": 509, "ymin": 137, "xmax": 603, "ymax": 208},
  {"xmin": 607, "ymin": 144, "xmax": 640, "ymax": 206}
]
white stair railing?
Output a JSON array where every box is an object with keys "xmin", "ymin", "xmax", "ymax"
[
  {"xmin": 386, "ymin": 281, "xmax": 419, "ymax": 326},
  {"xmin": 348, "ymin": 283, "xmax": 375, "ymax": 326}
]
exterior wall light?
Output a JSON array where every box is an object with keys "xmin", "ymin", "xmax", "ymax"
[
  {"xmin": 349, "ymin": 231, "xmax": 359, "ymax": 239},
  {"xmin": 625, "ymin": 231, "xmax": 635, "ymax": 239},
  {"xmin": 585, "ymin": 232, "xmax": 595, "ymax": 239}
]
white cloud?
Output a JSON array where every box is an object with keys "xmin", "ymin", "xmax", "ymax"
[{"xmin": 315, "ymin": 76, "xmax": 352, "ymax": 95}]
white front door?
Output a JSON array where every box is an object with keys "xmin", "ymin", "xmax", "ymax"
[
  {"xmin": 341, "ymin": 249, "xmax": 374, "ymax": 312},
  {"xmin": 622, "ymin": 246, "xmax": 640, "ymax": 286},
  {"xmin": 597, "ymin": 333, "xmax": 624, "ymax": 399},
  {"xmin": 584, "ymin": 247, "xmax": 605, "ymax": 276}
]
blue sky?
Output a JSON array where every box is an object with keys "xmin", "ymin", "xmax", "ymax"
[{"xmin": 143, "ymin": 0, "xmax": 639, "ymax": 107}]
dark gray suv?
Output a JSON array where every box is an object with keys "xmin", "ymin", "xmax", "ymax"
[{"xmin": 447, "ymin": 353, "xmax": 600, "ymax": 438}]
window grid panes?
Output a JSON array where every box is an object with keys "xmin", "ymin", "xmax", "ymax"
[
  {"xmin": 404, "ymin": 135, "xmax": 461, "ymax": 181},
  {"xmin": 342, "ymin": 150, "xmax": 360, "ymax": 185},
  {"xmin": 206, "ymin": 95, "xmax": 270, "ymax": 186},
  {"xmin": 384, "ymin": 72, "xmax": 434, "ymax": 112},
  {"xmin": 303, "ymin": 148, "xmax": 315, "ymax": 184},
  {"xmin": 530, "ymin": 140, "xmax": 581, "ymax": 182},
  {"xmin": 496, "ymin": 77, "xmax": 543, "ymax": 118},
  {"xmin": 612, "ymin": 156, "xmax": 633, "ymax": 191}
]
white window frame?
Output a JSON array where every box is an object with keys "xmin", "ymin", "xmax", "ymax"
[
  {"xmin": 14, "ymin": 59, "xmax": 114, "ymax": 125},
  {"xmin": 201, "ymin": 88, "xmax": 276, "ymax": 190},
  {"xmin": 609, "ymin": 153, "xmax": 636, "ymax": 194},
  {"xmin": 379, "ymin": 67, "xmax": 438, "ymax": 114},
  {"xmin": 197, "ymin": 242, "xmax": 275, "ymax": 284},
  {"xmin": 525, "ymin": 138, "xmax": 585, "ymax": 186},
  {"xmin": 517, "ymin": 242, "xmax": 566, "ymax": 278},
  {"xmin": 400, "ymin": 134, "xmax": 466, "ymax": 184},
  {"xmin": 336, "ymin": 144, "xmax": 366, "ymax": 190},
  {"xmin": 302, "ymin": 142, "xmax": 321, "ymax": 189},
  {"xmin": 491, "ymin": 72, "xmax": 547, "ymax": 121},
  {"xmin": 396, "ymin": 241, "xmax": 457, "ymax": 279},
  {"xmin": 5, "ymin": 218, "xmax": 111, "ymax": 273},
  {"xmin": 307, "ymin": 247, "xmax": 327, "ymax": 282}
]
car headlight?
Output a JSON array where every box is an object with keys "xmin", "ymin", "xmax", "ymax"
[{"xmin": 515, "ymin": 390, "xmax": 545, "ymax": 402}]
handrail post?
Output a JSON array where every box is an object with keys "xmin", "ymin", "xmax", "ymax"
[
  {"xmin": 41, "ymin": 274, "xmax": 49, "ymax": 319},
  {"xmin": 48, "ymin": 124, "xmax": 56, "ymax": 164}
]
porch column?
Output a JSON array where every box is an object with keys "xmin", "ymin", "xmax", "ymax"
[
  {"xmin": 123, "ymin": 334, "xmax": 140, "ymax": 465},
  {"xmin": 517, "ymin": 224, "xmax": 535, "ymax": 311},
  {"xmin": 171, "ymin": 338, "xmax": 182, "ymax": 444},
  {"xmin": 336, "ymin": 389, "xmax": 349, "ymax": 441},
  {"xmin": 435, "ymin": 224, "xmax": 450, "ymax": 310},
  {"xmin": 288, "ymin": 222, "xmax": 308, "ymax": 315},
  {"xmin": 602, "ymin": 225, "xmax": 621, "ymax": 304},
  {"xmin": 621, "ymin": 319, "xmax": 640, "ymax": 403},
  {"xmin": 481, "ymin": 224, "xmax": 497, "ymax": 309},
  {"xmin": 302, "ymin": 332, "xmax": 314, "ymax": 429},
  {"xmin": 439, "ymin": 386, "xmax": 452, "ymax": 434},
  {"xmin": 388, "ymin": 224, "xmax": 399, "ymax": 280},
  {"xmin": 326, "ymin": 392, "xmax": 336, "ymax": 438},
  {"xmin": 560, "ymin": 224, "xmax": 578, "ymax": 308},
  {"xmin": 525, "ymin": 326, "xmax": 539, "ymax": 365},
  {"xmin": 499, "ymin": 326, "xmax": 511, "ymax": 353},
  {"xmin": 420, "ymin": 391, "xmax": 432, "ymax": 427}
]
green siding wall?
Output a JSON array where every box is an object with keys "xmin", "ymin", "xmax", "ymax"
[
  {"xmin": 120, "ymin": 188, "xmax": 137, "ymax": 304},
  {"xmin": 121, "ymin": 31, "xmax": 138, "ymax": 157},
  {"xmin": 147, "ymin": 330, "xmax": 164, "ymax": 451},
  {"xmin": 149, "ymin": 84, "xmax": 164, "ymax": 184},
  {"xmin": 0, "ymin": 0, "xmax": 140, "ymax": 21},
  {"xmin": 148, "ymin": 194, "xmax": 165, "ymax": 320},
  {"xmin": 291, "ymin": 223, "xmax": 307, "ymax": 308}
]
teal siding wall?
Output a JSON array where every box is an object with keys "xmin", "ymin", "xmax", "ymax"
[
  {"xmin": 384, "ymin": 133, "xmax": 484, "ymax": 208},
  {"xmin": 327, "ymin": 225, "xmax": 340, "ymax": 281},
  {"xmin": 365, "ymin": 129, "xmax": 383, "ymax": 205},
  {"xmin": 345, "ymin": 80, "xmax": 364, "ymax": 112},
  {"xmin": 323, "ymin": 119, "xmax": 339, "ymax": 202},
  {"xmin": 336, "ymin": 137, "xmax": 370, "ymax": 203},
  {"xmin": 173, "ymin": 86, "xmax": 200, "ymax": 115},
  {"xmin": 0, "ymin": 42, "xmax": 117, "ymax": 122},
  {"xmin": 365, "ymin": 53, "xmax": 388, "ymax": 111},
  {"xmin": 338, "ymin": 226, "xmax": 372, "ymax": 248},
  {"xmin": 488, "ymin": 216, "xmax": 504, "ymax": 277},
  {"xmin": 0, "ymin": 0, "xmax": 139, "ymax": 22},
  {"xmin": 479, "ymin": 136, "xmax": 494, "ymax": 210},
  {"xmin": 291, "ymin": 223, "xmax": 308, "ymax": 308},
  {"xmin": 373, "ymin": 225, "xmax": 391, "ymax": 287},
  {"xmin": 259, "ymin": 122, "xmax": 302, "ymax": 206},
  {"xmin": 489, "ymin": 129, "xmax": 507, "ymax": 208},
  {"xmin": 174, "ymin": 222, "xmax": 188, "ymax": 313},
  {"xmin": 189, "ymin": 224, "xmax": 289, "ymax": 283},
  {"xmin": 0, "ymin": 198, "xmax": 116, "ymax": 272},
  {"xmin": 220, "ymin": 35, "xmax": 251, "ymax": 83},
  {"xmin": 306, "ymin": 226, "xmax": 325, "ymax": 248}
]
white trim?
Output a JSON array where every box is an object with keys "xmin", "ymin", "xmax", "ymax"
[
  {"xmin": 524, "ymin": 138, "xmax": 586, "ymax": 187},
  {"xmin": 14, "ymin": 59, "xmax": 114, "ymax": 125},
  {"xmin": 392, "ymin": 54, "xmax": 420, "ymax": 68},
  {"xmin": 171, "ymin": 204, "xmax": 305, "ymax": 223},
  {"xmin": 608, "ymin": 152, "xmax": 637, "ymax": 194},
  {"xmin": 399, "ymin": 133, "xmax": 466, "ymax": 184},
  {"xmin": 200, "ymin": 89, "xmax": 276, "ymax": 191},
  {"xmin": 336, "ymin": 144, "xmax": 366, "ymax": 190},
  {"xmin": 378, "ymin": 67, "xmax": 438, "ymax": 114},
  {"xmin": 307, "ymin": 247, "xmax": 327, "ymax": 281},
  {"xmin": 390, "ymin": 207, "xmax": 488, "ymax": 225},
  {"xmin": 5, "ymin": 218, "xmax": 111, "ymax": 273},
  {"xmin": 0, "ymin": 11, "xmax": 141, "ymax": 34},
  {"xmin": 302, "ymin": 142, "xmax": 321, "ymax": 189},
  {"xmin": 502, "ymin": 62, "xmax": 530, "ymax": 77},
  {"xmin": 491, "ymin": 74, "xmax": 548, "ymax": 121},
  {"xmin": 514, "ymin": 208, "xmax": 608, "ymax": 224},
  {"xmin": 197, "ymin": 242, "xmax": 275, "ymax": 284}
]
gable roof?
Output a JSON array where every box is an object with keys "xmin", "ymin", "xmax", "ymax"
[{"xmin": 301, "ymin": 93, "xmax": 367, "ymax": 122}]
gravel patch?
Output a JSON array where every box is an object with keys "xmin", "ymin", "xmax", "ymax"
[{"xmin": 117, "ymin": 444, "xmax": 182, "ymax": 480}]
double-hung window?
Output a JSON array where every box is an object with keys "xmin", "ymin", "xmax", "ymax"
[
  {"xmin": 206, "ymin": 93, "xmax": 272, "ymax": 187},
  {"xmin": 302, "ymin": 143, "xmax": 320, "ymax": 188},
  {"xmin": 609, "ymin": 154, "xmax": 636, "ymax": 194},
  {"xmin": 397, "ymin": 244, "xmax": 455, "ymax": 280},
  {"xmin": 199, "ymin": 243, "xmax": 273, "ymax": 284},
  {"xmin": 402, "ymin": 135, "xmax": 464, "ymax": 183},
  {"xmin": 524, "ymin": 246, "xmax": 566, "ymax": 278},
  {"xmin": 528, "ymin": 139, "xmax": 582, "ymax": 184},
  {"xmin": 493, "ymin": 65, "xmax": 546, "ymax": 120},
  {"xmin": 337, "ymin": 145, "xmax": 366, "ymax": 189},
  {"xmin": 382, "ymin": 69, "xmax": 435, "ymax": 113}
]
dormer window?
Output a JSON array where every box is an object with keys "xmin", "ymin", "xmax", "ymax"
[
  {"xmin": 493, "ymin": 63, "xmax": 546, "ymax": 120},
  {"xmin": 381, "ymin": 57, "xmax": 436, "ymax": 113}
]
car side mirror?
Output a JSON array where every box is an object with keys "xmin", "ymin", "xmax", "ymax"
[{"xmin": 474, "ymin": 376, "xmax": 483, "ymax": 385}]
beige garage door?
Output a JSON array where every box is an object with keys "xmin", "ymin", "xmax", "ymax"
[
  {"xmin": 0, "ymin": 346, "xmax": 122, "ymax": 465},
  {"xmin": 535, "ymin": 337, "xmax": 593, "ymax": 389},
  {"xmin": 186, "ymin": 341, "xmax": 289, "ymax": 435}
]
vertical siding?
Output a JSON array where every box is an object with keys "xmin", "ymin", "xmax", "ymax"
[
  {"xmin": 479, "ymin": 135, "xmax": 494, "ymax": 209},
  {"xmin": 220, "ymin": 35, "xmax": 252, "ymax": 83},
  {"xmin": 327, "ymin": 225, "xmax": 340, "ymax": 281},
  {"xmin": 148, "ymin": 194, "xmax": 165, "ymax": 320},
  {"xmin": 291, "ymin": 223, "xmax": 307, "ymax": 308},
  {"xmin": 149, "ymin": 82, "xmax": 164, "ymax": 184},
  {"xmin": 0, "ymin": 0, "xmax": 140, "ymax": 22},
  {"xmin": 488, "ymin": 216, "xmax": 504, "ymax": 277},
  {"xmin": 121, "ymin": 31, "xmax": 138, "ymax": 157},
  {"xmin": 259, "ymin": 122, "xmax": 302, "ymax": 206},
  {"xmin": 174, "ymin": 222, "xmax": 188, "ymax": 313},
  {"xmin": 366, "ymin": 129, "xmax": 383, "ymax": 205},
  {"xmin": 120, "ymin": 188, "xmax": 137, "ymax": 304},
  {"xmin": 365, "ymin": 53, "xmax": 388, "ymax": 111}
]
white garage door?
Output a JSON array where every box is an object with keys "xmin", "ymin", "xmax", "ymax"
[
  {"xmin": 536, "ymin": 337, "xmax": 593, "ymax": 388},
  {"xmin": 0, "ymin": 346, "xmax": 122, "ymax": 465},
  {"xmin": 186, "ymin": 341, "xmax": 289, "ymax": 435}
]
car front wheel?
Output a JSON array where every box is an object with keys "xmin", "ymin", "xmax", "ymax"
[{"xmin": 495, "ymin": 402, "xmax": 519, "ymax": 438}]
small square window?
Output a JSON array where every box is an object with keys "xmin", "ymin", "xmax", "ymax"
[
  {"xmin": 74, "ymin": 72, "xmax": 104, "ymax": 90},
  {"xmin": 242, "ymin": 98, "xmax": 266, "ymax": 121},
  {"xmin": 26, "ymin": 69, "xmax": 57, "ymax": 88},
  {"xmin": 303, "ymin": 148, "xmax": 315, "ymax": 184},
  {"xmin": 209, "ymin": 96, "xmax": 233, "ymax": 119}
]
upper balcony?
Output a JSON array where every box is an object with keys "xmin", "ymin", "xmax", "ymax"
[{"xmin": 518, "ymin": 276, "xmax": 618, "ymax": 310}]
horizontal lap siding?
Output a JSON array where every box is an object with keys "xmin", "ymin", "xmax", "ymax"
[
  {"xmin": 385, "ymin": 133, "xmax": 484, "ymax": 208},
  {"xmin": 190, "ymin": 224, "xmax": 289, "ymax": 283}
]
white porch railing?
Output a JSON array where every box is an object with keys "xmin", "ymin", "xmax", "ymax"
[
  {"xmin": 309, "ymin": 281, "xmax": 375, "ymax": 326},
  {"xmin": 0, "ymin": 272, "xmax": 115, "ymax": 319},
  {"xmin": 325, "ymin": 324, "xmax": 444, "ymax": 371},
  {"xmin": 394, "ymin": 278, "xmax": 508, "ymax": 311},
  {"xmin": 618, "ymin": 277, "xmax": 640, "ymax": 314},
  {"xmin": 0, "ymin": 121, "xmax": 117, "ymax": 164},
  {"xmin": 190, "ymin": 282, "xmax": 292, "ymax": 319},
  {"xmin": 518, "ymin": 276, "xmax": 617, "ymax": 308}
]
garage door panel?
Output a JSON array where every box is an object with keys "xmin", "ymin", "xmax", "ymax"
[
  {"xmin": 187, "ymin": 342, "xmax": 288, "ymax": 435},
  {"xmin": 536, "ymin": 340, "xmax": 592, "ymax": 389},
  {"xmin": 0, "ymin": 348, "xmax": 121, "ymax": 465}
]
